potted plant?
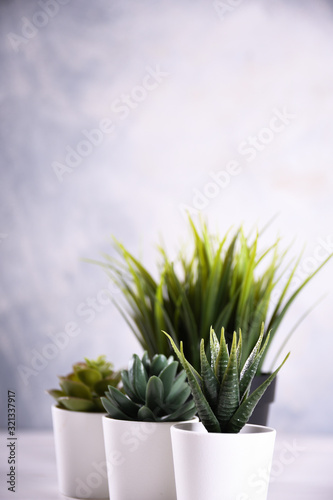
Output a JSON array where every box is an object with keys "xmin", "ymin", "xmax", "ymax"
[
  {"xmin": 101, "ymin": 351, "xmax": 197, "ymax": 500},
  {"xmin": 89, "ymin": 217, "xmax": 331, "ymax": 423},
  {"xmin": 47, "ymin": 355, "xmax": 121, "ymax": 499},
  {"xmin": 165, "ymin": 325, "xmax": 289, "ymax": 500}
]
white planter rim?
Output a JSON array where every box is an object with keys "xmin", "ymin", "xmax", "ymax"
[
  {"xmin": 171, "ymin": 421, "xmax": 275, "ymax": 436},
  {"xmin": 52, "ymin": 404, "xmax": 106, "ymax": 417},
  {"xmin": 103, "ymin": 414, "xmax": 198, "ymax": 425}
]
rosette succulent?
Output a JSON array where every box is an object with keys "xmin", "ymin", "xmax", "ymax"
[
  {"xmin": 102, "ymin": 352, "xmax": 197, "ymax": 422},
  {"xmin": 47, "ymin": 355, "xmax": 122, "ymax": 412},
  {"xmin": 165, "ymin": 324, "xmax": 289, "ymax": 433}
]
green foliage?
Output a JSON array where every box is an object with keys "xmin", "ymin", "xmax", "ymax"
[
  {"xmin": 47, "ymin": 356, "xmax": 122, "ymax": 412},
  {"xmin": 102, "ymin": 352, "xmax": 197, "ymax": 422},
  {"xmin": 90, "ymin": 217, "xmax": 331, "ymax": 372},
  {"xmin": 165, "ymin": 325, "xmax": 289, "ymax": 433}
]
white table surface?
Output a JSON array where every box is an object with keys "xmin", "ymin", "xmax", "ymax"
[{"xmin": 0, "ymin": 431, "xmax": 332, "ymax": 500}]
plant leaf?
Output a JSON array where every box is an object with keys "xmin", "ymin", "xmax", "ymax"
[
  {"xmin": 106, "ymin": 386, "xmax": 140, "ymax": 419},
  {"xmin": 215, "ymin": 327, "xmax": 229, "ymax": 383},
  {"xmin": 165, "ymin": 384, "xmax": 192, "ymax": 408},
  {"xmin": 226, "ymin": 352, "xmax": 290, "ymax": 433},
  {"xmin": 76, "ymin": 368, "xmax": 102, "ymax": 389},
  {"xmin": 164, "ymin": 332, "xmax": 220, "ymax": 433},
  {"xmin": 94, "ymin": 374, "xmax": 122, "ymax": 396},
  {"xmin": 102, "ymin": 397, "xmax": 134, "ymax": 420},
  {"xmin": 239, "ymin": 330, "xmax": 270, "ymax": 401},
  {"xmin": 150, "ymin": 354, "xmax": 169, "ymax": 376},
  {"xmin": 46, "ymin": 389, "xmax": 65, "ymax": 402},
  {"xmin": 60, "ymin": 380, "xmax": 92, "ymax": 400},
  {"xmin": 209, "ymin": 326, "xmax": 220, "ymax": 369},
  {"xmin": 121, "ymin": 370, "xmax": 142, "ymax": 404},
  {"xmin": 137, "ymin": 406, "xmax": 157, "ymax": 421},
  {"xmin": 217, "ymin": 332, "xmax": 240, "ymax": 430},
  {"xmin": 58, "ymin": 397, "xmax": 96, "ymax": 412},
  {"xmin": 146, "ymin": 376, "xmax": 164, "ymax": 411},
  {"xmin": 161, "ymin": 399, "xmax": 197, "ymax": 422},
  {"xmin": 200, "ymin": 338, "xmax": 219, "ymax": 411},
  {"xmin": 128, "ymin": 354, "xmax": 147, "ymax": 401},
  {"xmin": 158, "ymin": 361, "xmax": 179, "ymax": 398}
]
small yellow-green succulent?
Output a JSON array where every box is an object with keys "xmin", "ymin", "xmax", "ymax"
[{"xmin": 47, "ymin": 355, "xmax": 121, "ymax": 412}]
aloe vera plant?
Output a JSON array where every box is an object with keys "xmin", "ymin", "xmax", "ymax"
[
  {"xmin": 102, "ymin": 352, "xmax": 197, "ymax": 422},
  {"xmin": 90, "ymin": 217, "xmax": 331, "ymax": 372},
  {"xmin": 47, "ymin": 356, "xmax": 121, "ymax": 412},
  {"xmin": 165, "ymin": 325, "xmax": 289, "ymax": 433}
]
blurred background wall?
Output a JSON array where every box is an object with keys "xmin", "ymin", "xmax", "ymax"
[{"xmin": 0, "ymin": 0, "xmax": 332, "ymax": 432}]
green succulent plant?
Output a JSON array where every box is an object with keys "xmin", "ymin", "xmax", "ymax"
[
  {"xmin": 89, "ymin": 217, "xmax": 331, "ymax": 373},
  {"xmin": 102, "ymin": 352, "xmax": 197, "ymax": 422},
  {"xmin": 47, "ymin": 355, "xmax": 122, "ymax": 412},
  {"xmin": 164, "ymin": 324, "xmax": 289, "ymax": 433}
]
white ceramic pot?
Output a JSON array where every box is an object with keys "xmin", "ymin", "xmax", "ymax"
[
  {"xmin": 102, "ymin": 416, "xmax": 197, "ymax": 500},
  {"xmin": 171, "ymin": 421, "xmax": 276, "ymax": 500},
  {"xmin": 51, "ymin": 406, "xmax": 108, "ymax": 499}
]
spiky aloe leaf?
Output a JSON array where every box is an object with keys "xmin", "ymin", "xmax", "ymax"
[
  {"xmin": 166, "ymin": 325, "xmax": 289, "ymax": 433},
  {"xmin": 226, "ymin": 352, "xmax": 290, "ymax": 433},
  {"xmin": 216, "ymin": 333, "xmax": 240, "ymax": 430},
  {"xmin": 240, "ymin": 323, "xmax": 265, "ymax": 377},
  {"xmin": 236, "ymin": 329, "xmax": 242, "ymax": 371},
  {"xmin": 215, "ymin": 327, "xmax": 229, "ymax": 383},
  {"xmin": 164, "ymin": 332, "xmax": 220, "ymax": 432},
  {"xmin": 209, "ymin": 327, "xmax": 220, "ymax": 369},
  {"xmin": 239, "ymin": 324, "xmax": 267, "ymax": 399},
  {"xmin": 200, "ymin": 339, "xmax": 219, "ymax": 411}
]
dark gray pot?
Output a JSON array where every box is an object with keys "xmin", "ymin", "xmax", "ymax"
[{"xmin": 248, "ymin": 374, "xmax": 277, "ymax": 426}]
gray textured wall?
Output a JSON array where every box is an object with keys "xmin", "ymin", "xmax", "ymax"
[{"xmin": 1, "ymin": 0, "xmax": 333, "ymax": 432}]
